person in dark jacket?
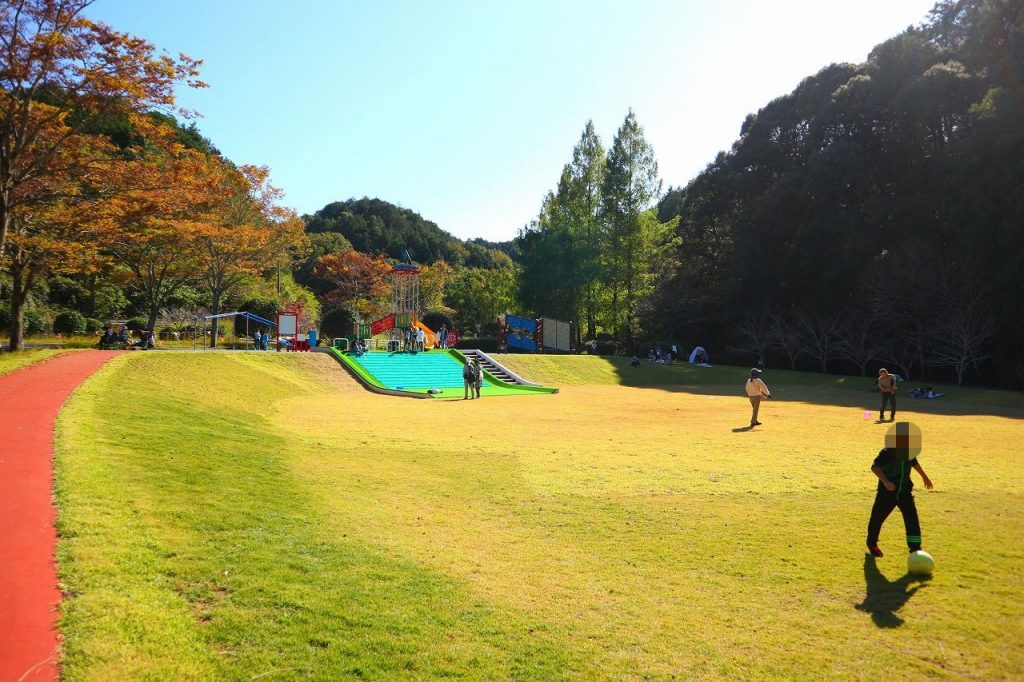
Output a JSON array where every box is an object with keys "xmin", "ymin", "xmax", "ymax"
[
  {"xmin": 866, "ymin": 422, "xmax": 933, "ymax": 557},
  {"xmin": 463, "ymin": 357, "xmax": 475, "ymax": 400}
]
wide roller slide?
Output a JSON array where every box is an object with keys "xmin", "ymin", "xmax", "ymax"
[{"xmin": 328, "ymin": 348, "xmax": 556, "ymax": 397}]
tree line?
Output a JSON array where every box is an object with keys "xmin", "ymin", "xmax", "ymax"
[
  {"xmin": 645, "ymin": 0, "xmax": 1022, "ymax": 387},
  {"xmin": 516, "ymin": 112, "xmax": 677, "ymax": 348}
]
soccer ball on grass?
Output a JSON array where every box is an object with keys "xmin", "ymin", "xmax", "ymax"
[{"xmin": 908, "ymin": 550, "xmax": 934, "ymax": 576}]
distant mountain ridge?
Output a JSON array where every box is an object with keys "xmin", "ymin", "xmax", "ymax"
[{"xmin": 303, "ymin": 197, "xmax": 516, "ymax": 268}]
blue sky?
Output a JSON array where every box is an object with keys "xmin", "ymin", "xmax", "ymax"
[{"xmin": 85, "ymin": 0, "xmax": 939, "ymax": 242}]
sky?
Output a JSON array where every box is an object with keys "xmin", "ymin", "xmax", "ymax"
[{"xmin": 85, "ymin": 0, "xmax": 939, "ymax": 243}]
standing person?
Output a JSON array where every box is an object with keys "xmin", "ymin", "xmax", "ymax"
[
  {"xmin": 253, "ymin": 328, "xmax": 261, "ymax": 350},
  {"xmin": 473, "ymin": 358, "xmax": 483, "ymax": 398},
  {"xmin": 866, "ymin": 423, "xmax": 933, "ymax": 557},
  {"xmin": 439, "ymin": 324, "xmax": 448, "ymax": 349},
  {"xmin": 745, "ymin": 368, "xmax": 772, "ymax": 427},
  {"xmin": 260, "ymin": 329, "xmax": 269, "ymax": 350},
  {"xmin": 463, "ymin": 357, "xmax": 475, "ymax": 400},
  {"xmin": 877, "ymin": 368, "xmax": 897, "ymax": 421},
  {"xmin": 416, "ymin": 325, "xmax": 426, "ymax": 352}
]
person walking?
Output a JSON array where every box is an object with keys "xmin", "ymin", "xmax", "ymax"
[
  {"xmin": 877, "ymin": 368, "xmax": 897, "ymax": 421},
  {"xmin": 745, "ymin": 368, "xmax": 772, "ymax": 427}
]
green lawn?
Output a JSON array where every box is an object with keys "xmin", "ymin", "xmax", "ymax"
[
  {"xmin": 55, "ymin": 352, "xmax": 1024, "ymax": 679},
  {"xmin": 0, "ymin": 348, "xmax": 69, "ymax": 375}
]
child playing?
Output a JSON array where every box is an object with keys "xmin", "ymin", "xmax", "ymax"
[{"xmin": 866, "ymin": 422, "xmax": 933, "ymax": 557}]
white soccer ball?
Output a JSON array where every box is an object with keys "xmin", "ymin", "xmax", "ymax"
[{"xmin": 908, "ymin": 550, "xmax": 935, "ymax": 576}]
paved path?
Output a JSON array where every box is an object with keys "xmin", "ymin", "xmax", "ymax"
[{"xmin": 0, "ymin": 351, "xmax": 121, "ymax": 682}]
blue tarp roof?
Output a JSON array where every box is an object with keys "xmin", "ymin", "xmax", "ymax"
[{"xmin": 203, "ymin": 311, "xmax": 275, "ymax": 326}]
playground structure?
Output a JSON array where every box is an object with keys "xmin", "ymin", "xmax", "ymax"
[
  {"xmin": 322, "ymin": 249, "xmax": 555, "ymax": 398},
  {"xmin": 497, "ymin": 314, "xmax": 574, "ymax": 353},
  {"xmin": 344, "ymin": 250, "xmax": 441, "ymax": 352}
]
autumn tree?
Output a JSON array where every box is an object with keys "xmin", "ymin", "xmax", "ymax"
[
  {"xmin": 418, "ymin": 259, "xmax": 455, "ymax": 315},
  {"xmin": 313, "ymin": 250, "xmax": 391, "ymax": 322},
  {"xmin": 102, "ymin": 145, "xmax": 215, "ymax": 332},
  {"xmin": 0, "ymin": 0, "xmax": 203, "ymax": 260},
  {"xmin": 3, "ymin": 120, "xmax": 114, "ymax": 348},
  {"xmin": 194, "ymin": 162, "xmax": 306, "ymax": 347}
]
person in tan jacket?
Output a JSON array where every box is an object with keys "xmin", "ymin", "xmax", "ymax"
[
  {"xmin": 745, "ymin": 368, "xmax": 772, "ymax": 427},
  {"xmin": 877, "ymin": 368, "xmax": 897, "ymax": 421}
]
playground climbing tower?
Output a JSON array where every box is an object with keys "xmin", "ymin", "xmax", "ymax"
[{"xmin": 392, "ymin": 248, "xmax": 420, "ymax": 316}]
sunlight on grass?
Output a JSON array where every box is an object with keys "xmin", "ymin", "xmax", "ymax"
[
  {"xmin": 0, "ymin": 348, "xmax": 69, "ymax": 375},
  {"xmin": 56, "ymin": 352, "xmax": 1024, "ymax": 679}
]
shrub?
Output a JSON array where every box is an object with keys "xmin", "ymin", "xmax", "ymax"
[
  {"xmin": 53, "ymin": 310, "xmax": 88, "ymax": 335},
  {"xmin": 85, "ymin": 318, "xmax": 104, "ymax": 333},
  {"xmin": 24, "ymin": 309, "xmax": 47, "ymax": 336},
  {"xmin": 458, "ymin": 337, "xmax": 497, "ymax": 353},
  {"xmin": 421, "ymin": 311, "xmax": 454, "ymax": 332},
  {"xmin": 320, "ymin": 307, "xmax": 355, "ymax": 340},
  {"xmin": 0, "ymin": 305, "xmax": 47, "ymax": 336},
  {"xmin": 127, "ymin": 317, "xmax": 149, "ymax": 332}
]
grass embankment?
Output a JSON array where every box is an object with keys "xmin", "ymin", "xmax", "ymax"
[
  {"xmin": 0, "ymin": 348, "xmax": 69, "ymax": 376},
  {"xmin": 56, "ymin": 352, "xmax": 1024, "ymax": 679}
]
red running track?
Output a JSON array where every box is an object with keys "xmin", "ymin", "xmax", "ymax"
[{"xmin": 0, "ymin": 351, "xmax": 121, "ymax": 682}]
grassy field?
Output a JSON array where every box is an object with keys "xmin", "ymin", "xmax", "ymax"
[{"xmin": 55, "ymin": 352, "xmax": 1024, "ymax": 679}]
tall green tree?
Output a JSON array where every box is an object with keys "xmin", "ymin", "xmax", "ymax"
[
  {"xmin": 600, "ymin": 110, "xmax": 662, "ymax": 343},
  {"xmin": 562, "ymin": 121, "xmax": 606, "ymax": 339}
]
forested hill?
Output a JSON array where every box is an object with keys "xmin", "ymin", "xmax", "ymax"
[
  {"xmin": 303, "ymin": 198, "xmax": 515, "ymax": 268},
  {"xmin": 653, "ymin": 0, "xmax": 1023, "ymax": 382}
]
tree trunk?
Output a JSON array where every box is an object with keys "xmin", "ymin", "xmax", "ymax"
[
  {"xmin": 146, "ymin": 298, "xmax": 160, "ymax": 335},
  {"xmin": 0, "ymin": 183, "xmax": 10, "ymax": 261},
  {"xmin": 209, "ymin": 291, "xmax": 222, "ymax": 348},
  {"xmin": 8, "ymin": 262, "xmax": 32, "ymax": 352}
]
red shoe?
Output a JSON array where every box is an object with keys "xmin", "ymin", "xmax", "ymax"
[{"xmin": 868, "ymin": 545, "xmax": 884, "ymax": 557}]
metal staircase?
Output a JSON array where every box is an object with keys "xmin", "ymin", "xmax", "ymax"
[{"xmin": 459, "ymin": 349, "xmax": 541, "ymax": 386}]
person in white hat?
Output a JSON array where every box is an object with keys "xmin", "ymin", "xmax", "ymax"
[{"xmin": 745, "ymin": 368, "xmax": 772, "ymax": 427}]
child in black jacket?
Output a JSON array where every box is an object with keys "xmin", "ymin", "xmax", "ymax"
[{"xmin": 866, "ymin": 422, "xmax": 934, "ymax": 557}]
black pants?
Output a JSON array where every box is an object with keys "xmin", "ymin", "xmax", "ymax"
[
  {"xmin": 866, "ymin": 488, "xmax": 921, "ymax": 551},
  {"xmin": 880, "ymin": 392, "xmax": 896, "ymax": 417}
]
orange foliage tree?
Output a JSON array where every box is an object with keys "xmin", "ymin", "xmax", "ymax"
[
  {"xmin": 99, "ymin": 140, "xmax": 220, "ymax": 333},
  {"xmin": 3, "ymin": 117, "xmax": 117, "ymax": 348},
  {"xmin": 314, "ymin": 250, "xmax": 392, "ymax": 322},
  {"xmin": 0, "ymin": 0, "xmax": 204, "ymax": 261},
  {"xmin": 194, "ymin": 162, "xmax": 307, "ymax": 347}
]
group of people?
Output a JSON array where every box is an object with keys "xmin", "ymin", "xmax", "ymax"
[
  {"xmin": 251, "ymin": 329, "xmax": 271, "ymax": 350},
  {"xmin": 647, "ymin": 345, "xmax": 677, "ymax": 364},
  {"xmin": 627, "ymin": 344, "xmax": 712, "ymax": 368},
  {"xmin": 390, "ymin": 326, "xmax": 428, "ymax": 353},
  {"xmin": 98, "ymin": 325, "xmax": 155, "ymax": 350},
  {"xmin": 743, "ymin": 366, "xmax": 936, "ymax": 560},
  {"xmin": 462, "ymin": 357, "xmax": 484, "ymax": 399}
]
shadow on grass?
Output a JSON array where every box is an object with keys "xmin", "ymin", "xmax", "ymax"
[
  {"xmin": 855, "ymin": 554, "xmax": 931, "ymax": 627},
  {"xmin": 601, "ymin": 358, "xmax": 1024, "ymax": 419},
  {"xmin": 731, "ymin": 425, "xmax": 754, "ymax": 433}
]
